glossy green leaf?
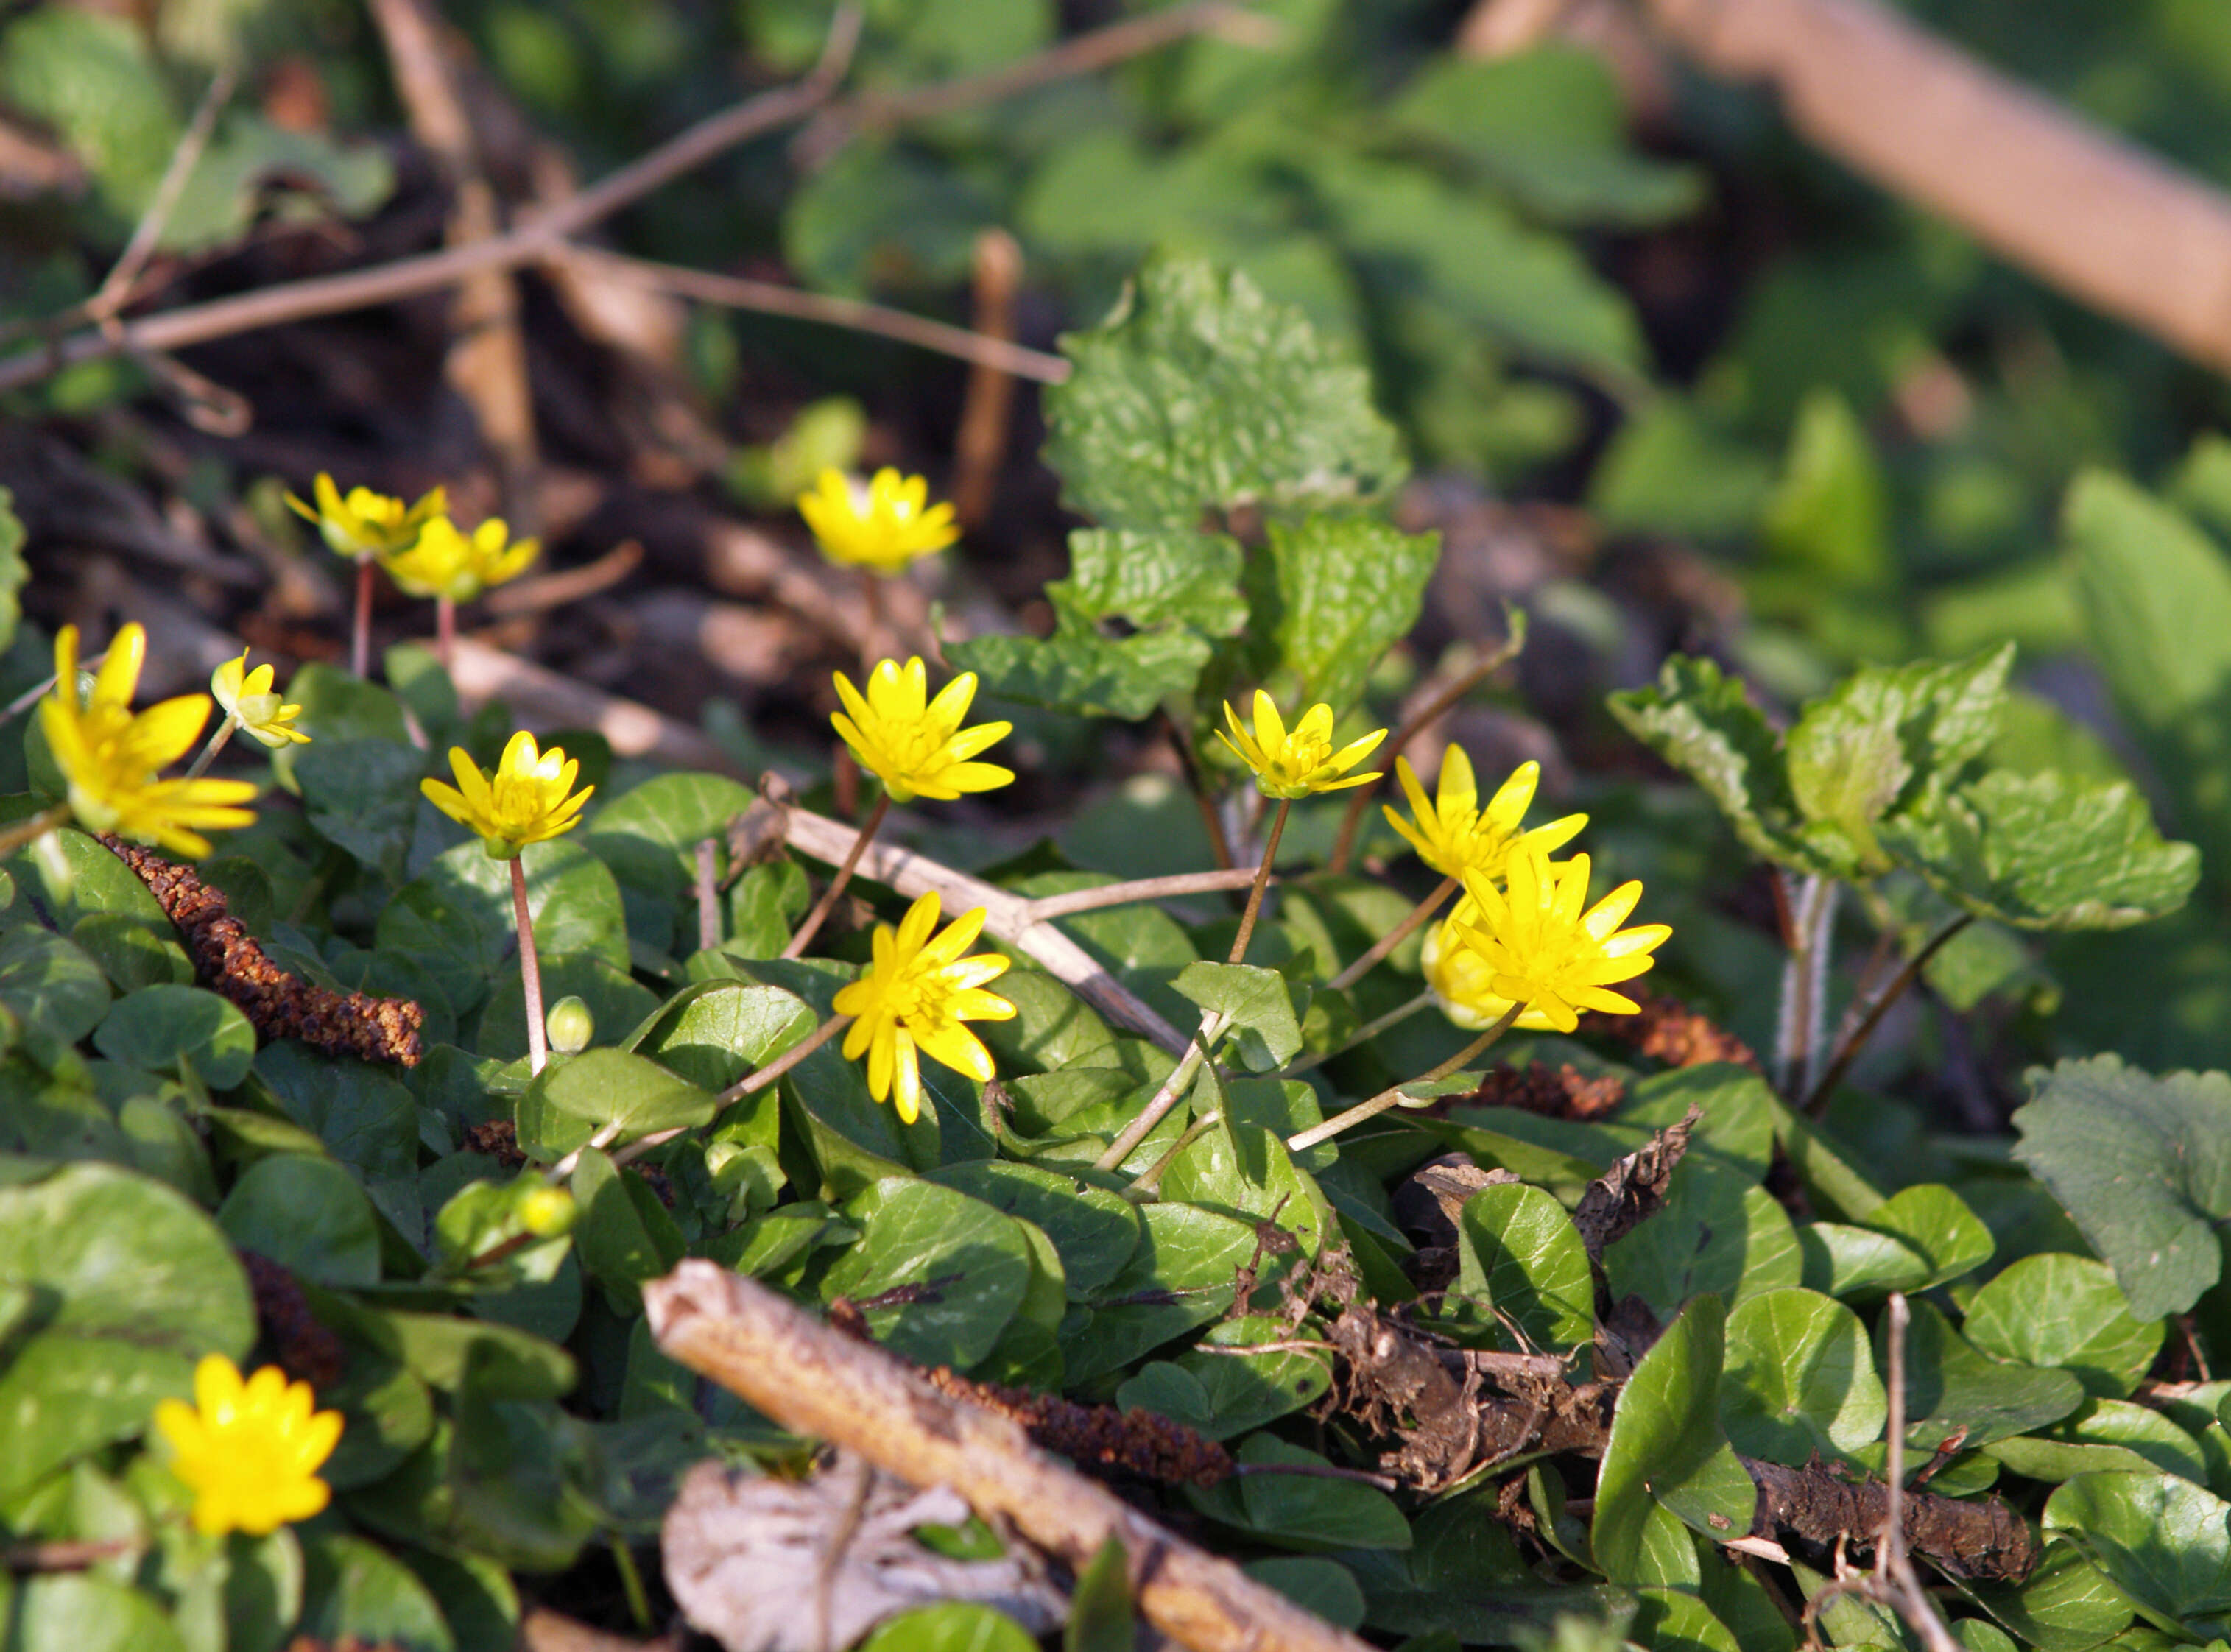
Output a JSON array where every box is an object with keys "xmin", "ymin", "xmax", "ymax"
[
  {"xmin": 2014, "ymin": 1053, "xmax": 2231, "ymax": 1319},
  {"xmin": 8, "ymin": 1574, "xmax": 189, "ymax": 1652},
  {"xmin": 923, "ymin": 1159, "xmax": 1141, "ymax": 1297},
  {"xmin": 1719, "ymin": 1288, "xmax": 1886, "ymax": 1464},
  {"xmin": 1457, "ymin": 1180, "xmax": 1594, "ymax": 1353},
  {"xmin": 1043, "ymin": 256, "xmax": 1407, "ymax": 531},
  {"xmin": 518, "ymin": 1048, "xmax": 716, "ymax": 1156},
  {"xmin": 624, "ymin": 978, "xmax": 815, "ymax": 1093},
  {"xmin": 1961, "ymin": 1539, "xmax": 2136, "ymax": 1652},
  {"xmin": 299, "ymin": 1532, "xmax": 457, "ymax": 1652},
  {"xmin": 1062, "ymin": 1201, "xmax": 1264, "ymax": 1384},
  {"xmin": 2044, "ymin": 1472, "xmax": 2231, "ymax": 1632},
  {"xmin": 376, "ymin": 838, "xmax": 630, "ymax": 1017},
  {"xmin": 583, "ymin": 772, "xmax": 755, "ymax": 901},
  {"xmin": 1593, "ymin": 1296, "xmax": 1755, "ymax": 1584},
  {"xmin": 1892, "ymin": 1299, "xmax": 2087, "ymax": 1450},
  {"xmin": 0, "ymin": 1332, "xmax": 191, "ymax": 1498},
  {"xmin": 0, "ymin": 925, "xmax": 111, "ymax": 1057},
  {"xmin": 294, "ymin": 737, "xmax": 429, "ymax": 880},
  {"xmin": 1191, "ymin": 1431, "xmax": 1410, "ymax": 1552},
  {"xmin": 859, "ymin": 1605, "xmax": 1037, "ymax": 1652},
  {"xmin": 570, "ymin": 1147, "xmax": 685, "ymax": 1313},
  {"xmin": 1965, "ymin": 1253, "xmax": 2165, "ymax": 1399},
  {"xmin": 91, "ymin": 984, "xmax": 255, "ymax": 1090}
]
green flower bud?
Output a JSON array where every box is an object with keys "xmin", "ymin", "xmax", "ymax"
[{"xmin": 546, "ymin": 995, "xmax": 594, "ymax": 1054}]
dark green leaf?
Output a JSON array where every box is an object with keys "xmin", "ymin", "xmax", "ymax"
[
  {"xmin": 0, "ymin": 1331, "xmax": 191, "ymax": 1498},
  {"xmin": 570, "ymin": 1147, "xmax": 686, "ymax": 1313},
  {"xmin": 1065, "ymin": 1538, "xmax": 1133, "ymax": 1652},
  {"xmin": 1592, "ymin": 1295, "xmax": 1755, "ymax": 1584},
  {"xmin": 0, "ymin": 925, "xmax": 110, "ymax": 1059},
  {"xmin": 520, "ymin": 1049, "xmax": 716, "ymax": 1154},
  {"xmin": 7, "ymin": 1575, "xmax": 188, "ymax": 1652},
  {"xmin": 91, "ymin": 984, "xmax": 255, "ymax": 1089},
  {"xmin": 376, "ymin": 839, "xmax": 630, "ymax": 1018},
  {"xmin": 1607, "ymin": 655, "xmax": 1814, "ymax": 872},
  {"xmin": 295, "ymin": 738, "xmax": 429, "ymax": 880},
  {"xmin": 300, "ymin": 1531, "xmax": 457, "ymax": 1652},
  {"xmin": 217, "ymin": 1153, "xmax": 381, "ymax": 1287},
  {"xmin": 1719, "ymin": 1288, "xmax": 1886, "ymax": 1464},
  {"xmin": 922, "ymin": 1159, "xmax": 1141, "ymax": 1297},
  {"xmin": 583, "ymin": 772, "xmax": 754, "ymax": 902},
  {"xmin": 1063, "ymin": 1201, "xmax": 1263, "ymax": 1384},
  {"xmin": 823, "ymin": 1177, "xmax": 1034, "ymax": 1370},
  {"xmin": 2014, "ymin": 1053, "xmax": 2231, "ymax": 1319},
  {"xmin": 1892, "ymin": 1299, "xmax": 2087, "ymax": 1449},
  {"xmin": 1457, "ymin": 1180, "xmax": 1593, "ymax": 1353},
  {"xmin": 624, "ymin": 978, "xmax": 815, "ymax": 1094}
]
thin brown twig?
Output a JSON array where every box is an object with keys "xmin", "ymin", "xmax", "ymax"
[
  {"xmin": 1161, "ymin": 707, "xmax": 1236, "ymax": 872},
  {"xmin": 482, "ymin": 539, "xmax": 644, "ymax": 615},
  {"xmin": 782, "ymin": 793, "xmax": 889, "ymax": 959},
  {"xmin": 91, "ymin": 60, "xmax": 239, "ymax": 320},
  {"xmin": 953, "ymin": 227, "xmax": 1026, "ymax": 525},
  {"xmin": 560, "ymin": 245, "xmax": 1068, "ymax": 384},
  {"xmin": 0, "ymin": 1, "xmax": 1236, "ymax": 397},
  {"xmin": 1021, "ymin": 868, "xmax": 1261, "ymax": 922},
  {"xmin": 1325, "ymin": 874, "xmax": 1456, "ymax": 993},
  {"xmin": 1800, "ymin": 915, "xmax": 1973, "ymax": 1116}
]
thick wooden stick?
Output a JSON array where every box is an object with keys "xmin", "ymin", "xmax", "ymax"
[
  {"xmin": 1643, "ymin": 0, "xmax": 2231, "ymax": 376},
  {"xmin": 643, "ymin": 1260, "xmax": 1372, "ymax": 1652}
]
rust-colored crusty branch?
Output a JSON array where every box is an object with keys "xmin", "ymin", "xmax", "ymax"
[
  {"xmin": 643, "ymin": 1260, "xmax": 1375, "ymax": 1652},
  {"xmin": 1640, "ymin": 0, "xmax": 2231, "ymax": 378}
]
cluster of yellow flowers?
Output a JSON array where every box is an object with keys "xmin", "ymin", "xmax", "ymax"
[
  {"xmin": 288, "ymin": 473, "xmax": 538, "ymax": 604},
  {"xmin": 38, "ymin": 624, "xmax": 260, "ymax": 858}
]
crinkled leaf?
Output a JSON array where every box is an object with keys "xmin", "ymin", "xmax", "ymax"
[
  {"xmin": 950, "ymin": 527, "xmax": 1250, "ymax": 719},
  {"xmin": 1783, "ymin": 645, "xmax": 2012, "ymax": 871},
  {"xmin": 1043, "ymin": 256, "xmax": 1407, "ymax": 530},
  {"xmin": 1880, "ymin": 769, "xmax": 2199, "ymax": 931},
  {"xmin": 1607, "ymin": 654, "xmax": 1815, "ymax": 872},
  {"xmin": 2013, "ymin": 1053, "xmax": 2231, "ymax": 1320},
  {"xmin": 1249, "ymin": 512, "xmax": 1439, "ymax": 716}
]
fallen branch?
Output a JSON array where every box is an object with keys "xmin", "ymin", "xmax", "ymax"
[
  {"xmin": 643, "ymin": 1259, "xmax": 1376, "ymax": 1652},
  {"xmin": 105, "ymin": 836, "xmax": 425, "ymax": 1067},
  {"xmin": 1641, "ymin": 0, "xmax": 2231, "ymax": 377}
]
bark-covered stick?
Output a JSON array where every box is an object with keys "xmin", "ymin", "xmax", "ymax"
[{"xmin": 642, "ymin": 1260, "xmax": 1373, "ymax": 1652}]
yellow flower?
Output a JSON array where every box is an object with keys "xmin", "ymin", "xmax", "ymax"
[
  {"xmin": 832, "ymin": 892, "xmax": 1017, "ymax": 1126},
  {"xmin": 378, "ymin": 515, "xmax": 539, "ymax": 602},
  {"xmin": 1384, "ymin": 750, "xmax": 1586, "ymax": 883},
  {"xmin": 421, "ymin": 730, "xmax": 593, "ymax": 858},
  {"xmin": 285, "ymin": 473, "xmax": 446, "ymax": 560},
  {"xmin": 1425, "ymin": 840, "xmax": 1671, "ymax": 1035},
  {"xmin": 798, "ymin": 467, "xmax": 959, "ymax": 575},
  {"xmin": 152, "ymin": 1353, "xmax": 343, "ymax": 1538},
  {"xmin": 831, "ymin": 657, "xmax": 1015, "ymax": 804},
  {"xmin": 1216, "ymin": 692, "xmax": 1386, "ymax": 800},
  {"xmin": 211, "ymin": 650, "xmax": 309, "ymax": 749},
  {"xmin": 38, "ymin": 625, "xmax": 257, "ymax": 858}
]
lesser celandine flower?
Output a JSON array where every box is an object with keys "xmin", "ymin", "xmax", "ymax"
[
  {"xmin": 380, "ymin": 515, "xmax": 540, "ymax": 603},
  {"xmin": 421, "ymin": 730, "xmax": 593, "ymax": 860},
  {"xmin": 421, "ymin": 731, "xmax": 592, "ymax": 1073},
  {"xmin": 211, "ymin": 650, "xmax": 309, "ymax": 749},
  {"xmin": 798, "ymin": 467, "xmax": 959, "ymax": 575},
  {"xmin": 1385, "ymin": 750, "xmax": 1586, "ymax": 884},
  {"xmin": 832, "ymin": 891, "xmax": 1016, "ymax": 1126},
  {"xmin": 38, "ymin": 624, "xmax": 257, "ymax": 858},
  {"xmin": 831, "ymin": 657, "xmax": 1014, "ymax": 805},
  {"xmin": 1427, "ymin": 840, "xmax": 1671, "ymax": 1035},
  {"xmin": 153, "ymin": 1353, "xmax": 342, "ymax": 1537},
  {"xmin": 1218, "ymin": 692, "xmax": 1386, "ymax": 799},
  {"xmin": 286, "ymin": 473, "xmax": 445, "ymax": 560}
]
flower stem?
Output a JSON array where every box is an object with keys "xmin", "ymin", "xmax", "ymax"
[
  {"xmin": 1284, "ymin": 1003, "xmax": 1521, "ymax": 1154},
  {"xmin": 695, "ymin": 837, "xmax": 721, "ymax": 953},
  {"xmin": 1774, "ymin": 872, "xmax": 1838, "ymax": 1099},
  {"xmin": 184, "ymin": 715, "xmax": 238, "ymax": 780},
  {"xmin": 0, "ymin": 804, "xmax": 72, "ymax": 860},
  {"xmin": 436, "ymin": 594, "xmax": 457, "ymax": 674},
  {"xmin": 1276, "ymin": 988, "xmax": 1434, "ymax": 1080},
  {"xmin": 1325, "ymin": 875, "xmax": 1457, "ymax": 993},
  {"xmin": 1121, "ymin": 1109, "xmax": 1222, "ymax": 1203},
  {"xmin": 1800, "ymin": 914, "xmax": 1973, "ymax": 1118},
  {"xmin": 511, "ymin": 855, "xmax": 549, "ymax": 1075},
  {"xmin": 717, "ymin": 1012, "xmax": 854, "ymax": 1104},
  {"xmin": 1160, "ymin": 707, "xmax": 1236, "ymax": 873},
  {"xmin": 782, "ymin": 793, "xmax": 889, "ymax": 959},
  {"xmin": 1094, "ymin": 1009, "xmax": 1229, "ymax": 1173},
  {"xmin": 351, "ymin": 555, "xmax": 375, "ymax": 679},
  {"xmin": 1227, "ymin": 798, "xmax": 1289, "ymax": 965}
]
